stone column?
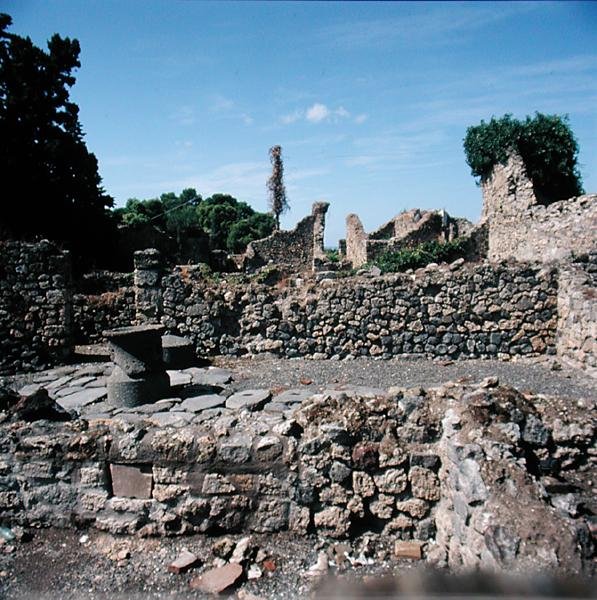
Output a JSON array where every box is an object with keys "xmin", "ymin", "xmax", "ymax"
[
  {"xmin": 311, "ymin": 201, "xmax": 330, "ymax": 271},
  {"xmin": 134, "ymin": 248, "xmax": 162, "ymax": 324},
  {"xmin": 104, "ymin": 324, "xmax": 170, "ymax": 407}
]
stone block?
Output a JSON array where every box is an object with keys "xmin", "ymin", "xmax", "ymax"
[
  {"xmin": 179, "ymin": 394, "xmax": 226, "ymax": 413},
  {"xmin": 394, "ymin": 540, "xmax": 424, "ymax": 560},
  {"xmin": 110, "ymin": 464, "xmax": 153, "ymax": 499},
  {"xmin": 168, "ymin": 549, "xmax": 199, "ymax": 574},
  {"xmin": 218, "ymin": 435, "xmax": 253, "ymax": 464},
  {"xmin": 409, "ymin": 466, "xmax": 440, "ymax": 501},
  {"xmin": 374, "ymin": 468, "xmax": 407, "ymax": 494},
  {"xmin": 226, "ymin": 389, "xmax": 271, "ymax": 411}
]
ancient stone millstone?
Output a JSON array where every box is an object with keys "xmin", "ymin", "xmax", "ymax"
[{"xmin": 104, "ymin": 324, "xmax": 170, "ymax": 407}]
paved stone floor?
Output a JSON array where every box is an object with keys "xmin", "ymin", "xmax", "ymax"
[{"xmin": 1, "ymin": 355, "xmax": 594, "ymax": 427}]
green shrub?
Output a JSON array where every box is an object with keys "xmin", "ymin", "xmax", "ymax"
[
  {"xmin": 371, "ymin": 238, "xmax": 469, "ymax": 273},
  {"xmin": 463, "ymin": 113, "xmax": 583, "ymax": 202},
  {"xmin": 324, "ymin": 248, "xmax": 340, "ymax": 263}
]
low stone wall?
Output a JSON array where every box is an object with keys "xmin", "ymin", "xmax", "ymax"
[
  {"xmin": 161, "ymin": 262, "xmax": 558, "ymax": 360},
  {"xmin": 557, "ymin": 254, "xmax": 597, "ymax": 377},
  {"xmin": 1, "ymin": 380, "xmax": 593, "ymax": 572},
  {"xmin": 481, "ymin": 153, "xmax": 597, "ymax": 262},
  {"xmin": 0, "ymin": 388, "xmax": 441, "ymax": 540},
  {"xmin": 0, "ymin": 240, "xmax": 72, "ymax": 374}
]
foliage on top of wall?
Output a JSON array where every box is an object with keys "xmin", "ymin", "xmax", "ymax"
[
  {"xmin": 463, "ymin": 113, "xmax": 584, "ymax": 203},
  {"xmin": 370, "ymin": 238, "xmax": 469, "ymax": 273}
]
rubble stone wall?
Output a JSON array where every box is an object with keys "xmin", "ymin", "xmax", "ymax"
[
  {"xmin": 72, "ymin": 271, "xmax": 135, "ymax": 344},
  {"xmin": 557, "ymin": 254, "xmax": 597, "ymax": 377},
  {"xmin": 161, "ymin": 262, "xmax": 558, "ymax": 360},
  {"xmin": 432, "ymin": 382, "xmax": 595, "ymax": 574},
  {"xmin": 0, "ymin": 240, "xmax": 72, "ymax": 375},
  {"xmin": 0, "ymin": 394, "xmax": 440, "ymax": 540},
  {"xmin": 73, "ymin": 289, "xmax": 136, "ymax": 345},
  {"xmin": 481, "ymin": 153, "xmax": 597, "ymax": 262},
  {"xmin": 1, "ymin": 381, "xmax": 593, "ymax": 572},
  {"xmin": 244, "ymin": 203, "xmax": 329, "ymax": 273}
]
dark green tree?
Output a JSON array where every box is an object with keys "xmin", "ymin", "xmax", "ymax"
[
  {"xmin": 0, "ymin": 14, "xmax": 115, "ymax": 268},
  {"xmin": 196, "ymin": 193, "xmax": 274, "ymax": 252},
  {"xmin": 116, "ymin": 190, "xmax": 273, "ymax": 255},
  {"xmin": 227, "ymin": 212, "xmax": 276, "ymax": 253},
  {"xmin": 463, "ymin": 112, "xmax": 584, "ymax": 203}
]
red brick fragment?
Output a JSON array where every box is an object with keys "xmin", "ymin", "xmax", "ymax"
[{"xmin": 189, "ymin": 563, "xmax": 243, "ymax": 594}]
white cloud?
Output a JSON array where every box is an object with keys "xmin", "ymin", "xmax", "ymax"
[
  {"xmin": 210, "ymin": 94, "xmax": 234, "ymax": 112},
  {"xmin": 306, "ymin": 103, "xmax": 331, "ymax": 123},
  {"xmin": 281, "ymin": 109, "xmax": 303, "ymax": 124},
  {"xmin": 303, "ymin": 103, "xmax": 351, "ymax": 124},
  {"xmin": 354, "ymin": 114, "xmax": 368, "ymax": 124},
  {"xmin": 335, "ymin": 106, "xmax": 350, "ymax": 119}
]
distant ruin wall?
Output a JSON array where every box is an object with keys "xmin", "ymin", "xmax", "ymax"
[
  {"xmin": 244, "ymin": 202, "xmax": 329, "ymax": 273},
  {"xmin": 557, "ymin": 254, "xmax": 597, "ymax": 377},
  {"xmin": 345, "ymin": 214, "xmax": 369, "ymax": 268},
  {"xmin": 160, "ymin": 262, "xmax": 559, "ymax": 361},
  {"xmin": 2, "ymin": 241, "xmax": 595, "ymax": 375},
  {"xmin": 345, "ymin": 210, "xmax": 471, "ymax": 269},
  {"xmin": 0, "ymin": 240, "xmax": 72, "ymax": 375},
  {"xmin": 481, "ymin": 153, "xmax": 597, "ymax": 262}
]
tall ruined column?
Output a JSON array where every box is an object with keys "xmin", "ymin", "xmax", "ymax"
[
  {"xmin": 480, "ymin": 151, "xmax": 538, "ymax": 262},
  {"xmin": 134, "ymin": 248, "xmax": 162, "ymax": 324},
  {"xmin": 311, "ymin": 201, "xmax": 330, "ymax": 271}
]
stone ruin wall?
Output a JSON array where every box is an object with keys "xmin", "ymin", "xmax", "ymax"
[
  {"xmin": 0, "ymin": 240, "xmax": 73, "ymax": 375},
  {"xmin": 345, "ymin": 210, "xmax": 473, "ymax": 269},
  {"xmin": 159, "ymin": 261, "xmax": 558, "ymax": 361},
  {"xmin": 557, "ymin": 253, "xmax": 597, "ymax": 377},
  {"xmin": 244, "ymin": 202, "xmax": 329, "ymax": 272},
  {"xmin": 481, "ymin": 152, "xmax": 597, "ymax": 263},
  {"xmin": 1, "ymin": 240, "xmax": 596, "ymax": 378},
  {"xmin": 72, "ymin": 271, "xmax": 136, "ymax": 345},
  {"xmin": 1, "ymin": 380, "xmax": 593, "ymax": 573}
]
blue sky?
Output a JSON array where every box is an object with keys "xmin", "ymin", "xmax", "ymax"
[{"xmin": 5, "ymin": 1, "xmax": 597, "ymax": 245}]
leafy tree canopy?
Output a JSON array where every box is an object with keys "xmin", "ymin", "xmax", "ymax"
[
  {"xmin": 463, "ymin": 113, "xmax": 584, "ymax": 202},
  {"xmin": 0, "ymin": 13, "xmax": 115, "ymax": 268},
  {"xmin": 116, "ymin": 190, "xmax": 274, "ymax": 254}
]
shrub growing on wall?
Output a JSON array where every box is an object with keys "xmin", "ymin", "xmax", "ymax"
[
  {"xmin": 371, "ymin": 238, "xmax": 469, "ymax": 273},
  {"xmin": 463, "ymin": 113, "xmax": 584, "ymax": 202}
]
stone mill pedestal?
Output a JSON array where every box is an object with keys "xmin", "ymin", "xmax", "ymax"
[{"xmin": 104, "ymin": 324, "xmax": 170, "ymax": 408}]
